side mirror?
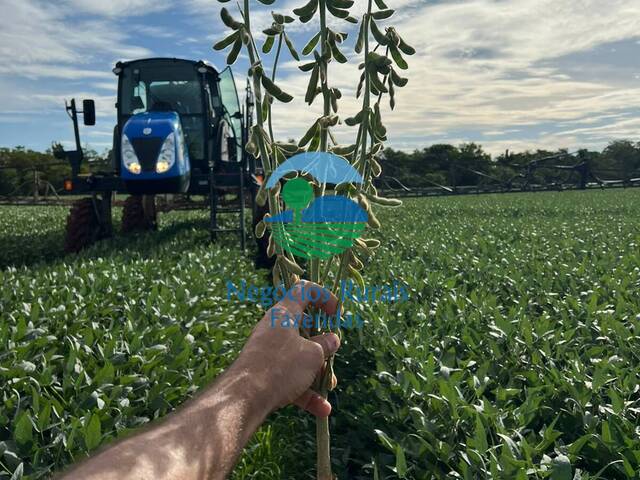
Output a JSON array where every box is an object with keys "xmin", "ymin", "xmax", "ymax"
[{"xmin": 83, "ymin": 99, "xmax": 95, "ymax": 126}]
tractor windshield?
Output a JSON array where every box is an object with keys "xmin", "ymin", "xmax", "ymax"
[{"xmin": 120, "ymin": 62, "xmax": 205, "ymax": 160}]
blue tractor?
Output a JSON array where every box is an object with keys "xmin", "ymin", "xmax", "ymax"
[{"xmin": 56, "ymin": 58, "xmax": 269, "ymax": 264}]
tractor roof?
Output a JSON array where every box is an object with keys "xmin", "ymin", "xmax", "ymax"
[{"xmin": 114, "ymin": 58, "xmax": 219, "ymax": 76}]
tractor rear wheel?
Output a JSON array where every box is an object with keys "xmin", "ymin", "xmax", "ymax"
[
  {"xmin": 64, "ymin": 198, "xmax": 101, "ymax": 253},
  {"xmin": 122, "ymin": 195, "xmax": 157, "ymax": 233}
]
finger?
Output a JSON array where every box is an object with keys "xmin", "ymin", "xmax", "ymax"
[
  {"xmin": 277, "ymin": 281, "xmax": 339, "ymax": 319},
  {"xmin": 293, "ymin": 389, "xmax": 332, "ymax": 417},
  {"xmin": 308, "ymin": 332, "xmax": 340, "ymax": 358}
]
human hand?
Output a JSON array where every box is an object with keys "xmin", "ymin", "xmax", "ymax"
[{"xmin": 233, "ymin": 281, "xmax": 341, "ymax": 417}]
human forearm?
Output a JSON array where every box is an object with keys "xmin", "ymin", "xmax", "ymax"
[
  {"xmin": 60, "ymin": 363, "xmax": 273, "ymax": 480},
  {"xmin": 59, "ymin": 281, "xmax": 340, "ymax": 479}
]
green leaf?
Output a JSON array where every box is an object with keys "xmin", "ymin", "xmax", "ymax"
[
  {"xmin": 550, "ymin": 454, "xmax": 572, "ymax": 480},
  {"xmin": 93, "ymin": 362, "xmax": 114, "ymax": 386},
  {"xmin": 474, "ymin": 414, "xmax": 488, "ymax": 453},
  {"xmin": 85, "ymin": 414, "xmax": 102, "ymax": 451},
  {"xmin": 14, "ymin": 411, "xmax": 32, "ymax": 446},
  {"xmin": 9, "ymin": 463, "xmax": 23, "ymax": 480},
  {"xmin": 395, "ymin": 445, "xmax": 407, "ymax": 478},
  {"xmin": 373, "ymin": 458, "xmax": 381, "ymax": 480},
  {"xmin": 374, "ymin": 429, "xmax": 395, "ymax": 452},
  {"xmin": 37, "ymin": 402, "xmax": 52, "ymax": 432}
]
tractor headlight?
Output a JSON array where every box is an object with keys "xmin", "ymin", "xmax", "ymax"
[
  {"xmin": 121, "ymin": 135, "xmax": 141, "ymax": 174},
  {"xmin": 156, "ymin": 133, "xmax": 176, "ymax": 174}
]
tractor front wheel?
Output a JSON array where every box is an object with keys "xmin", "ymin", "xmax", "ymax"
[
  {"xmin": 122, "ymin": 195, "xmax": 157, "ymax": 233},
  {"xmin": 64, "ymin": 198, "xmax": 101, "ymax": 253}
]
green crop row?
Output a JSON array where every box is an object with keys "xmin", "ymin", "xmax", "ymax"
[{"xmin": 1, "ymin": 190, "xmax": 639, "ymax": 479}]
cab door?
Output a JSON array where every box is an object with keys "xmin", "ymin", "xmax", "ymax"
[{"xmin": 217, "ymin": 67, "xmax": 243, "ymax": 165}]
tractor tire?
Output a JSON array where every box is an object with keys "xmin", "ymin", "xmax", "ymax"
[
  {"xmin": 122, "ymin": 195, "xmax": 157, "ymax": 233},
  {"xmin": 64, "ymin": 198, "xmax": 100, "ymax": 253},
  {"xmin": 253, "ymin": 200, "xmax": 274, "ymax": 270}
]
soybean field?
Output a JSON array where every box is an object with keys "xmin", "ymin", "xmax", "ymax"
[{"xmin": 1, "ymin": 189, "xmax": 640, "ymax": 479}]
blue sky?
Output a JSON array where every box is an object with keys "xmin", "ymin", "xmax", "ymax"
[{"xmin": 1, "ymin": 0, "xmax": 640, "ymax": 156}]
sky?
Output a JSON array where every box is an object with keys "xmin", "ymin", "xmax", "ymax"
[{"xmin": 1, "ymin": 0, "xmax": 640, "ymax": 156}]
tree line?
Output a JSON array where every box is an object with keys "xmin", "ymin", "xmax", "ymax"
[
  {"xmin": 378, "ymin": 140, "xmax": 640, "ymax": 190},
  {"xmin": 0, "ymin": 146, "xmax": 108, "ymax": 196},
  {"xmin": 1, "ymin": 140, "xmax": 640, "ymax": 196}
]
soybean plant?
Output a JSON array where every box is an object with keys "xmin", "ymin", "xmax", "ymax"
[{"xmin": 213, "ymin": 0, "xmax": 413, "ymax": 477}]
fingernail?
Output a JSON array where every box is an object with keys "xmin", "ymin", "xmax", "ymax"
[{"xmin": 329, "ymin": 333, "xmax": 340, "ymax": 351}]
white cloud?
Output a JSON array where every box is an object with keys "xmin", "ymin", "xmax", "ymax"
[
  {"xmin": 3, "ymin": 0, "xmax": 640, "ymax": 154},
  {"xmin": 62, "ymin": 0, "xmax": 171, "ymax": 17},
  {"xmin": 254, "ymin": 0, "xmax": 640, "ymax": 154}
]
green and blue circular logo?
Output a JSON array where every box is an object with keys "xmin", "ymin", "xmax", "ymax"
[{"xmin": 264, "ymin": 152, "xmax": 368, "ymax": 260}]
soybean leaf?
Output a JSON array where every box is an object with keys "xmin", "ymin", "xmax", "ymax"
[
  {"xmin": 84, "ymin": 414, "xmax": 102, "ymax": 451},
  {"xmin": 14, "ymin": 411, "xmax": 32, "ymax": 446},
  {"xmin": 396, "ymin": 445, "xmax": 407, "ymax": 478}
]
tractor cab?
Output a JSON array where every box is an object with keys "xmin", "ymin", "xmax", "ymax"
[
  {"xmin": 57, "ymin": 57, "xmax": 266, "ymax": 259},
  {"xmin": 113, "ymin": 58, "xmax": 247, "ymax": 194}
]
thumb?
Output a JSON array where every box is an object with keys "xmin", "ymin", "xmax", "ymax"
[{"xmin": 308, "ymin": 333, "xmax": 340, "ymax": 358}]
